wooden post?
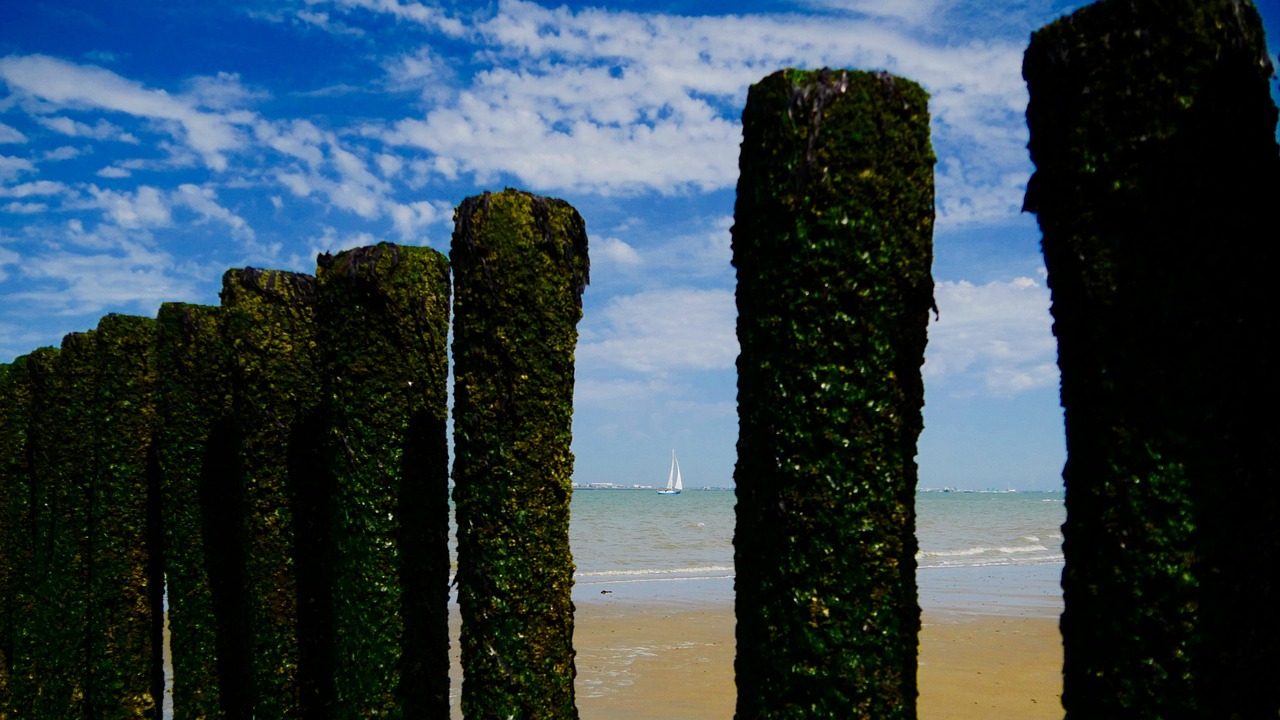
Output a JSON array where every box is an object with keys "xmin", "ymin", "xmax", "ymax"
[
  {"xmin": 1024, "ymin": 0, "xmax": 1280, "ymax": 715},
  {"xmin": 4, "ymin": 348, "xmax": 56, "ymax": 718},
  {"xmin": 155, "ymin": 303, "xmax": 246, "ymax": 720},
  {"xmin": 32, "ymin": 334, "xmax": 96, "ymax": 719},
  {"xmin": 732, "ymin": 68, "xmax": 935, "ymax": 719},
  {"xmin": 316, "ymin": 243, "xmax": 452, "ymax": 717},
  {"xmin": 0, "ymin": 358, "xmax": 31, "ymax": 717},
  {"xmin": 451, "ymin": 189, "xmax": 589, "ymax": 719},
  {"xmin": 221, "ymin": 268, "xmax": 321, "ymax": 719},
  {"xmin": 88, "ymin": 314, "xmax": 161, "ymax": 720}
]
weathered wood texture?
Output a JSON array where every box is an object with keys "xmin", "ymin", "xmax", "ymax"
[
  {"xmin": 732, "ymin": 68, "xmax": 935, "ymax": 720},
  {"xmin": 0, "ymin": 358, "xmax": 31, "ymax": 719},
  {"xmin": 35, "ymin": 334, "xmax": 96, "ymax": 719},
  {"xmin": 1024, "ymin": 0, "xmax": 1280, "ymax": 715},
  {"xmin": 155, "ymin": 303, "xmax": 246, "ymax": 720},
  {"xmin": 221, "ymin": 268, "xmax": 321, "ymax": 719},
  {"xmin": 89, "ymin": 314, "xmax": 161, "ymax": 720},
  {"xmin": 451, "ymin": 189, "xmax": 589, "ymax": 720},
  {"xmin": 316, "ymin": 243, "xmax": 452, "ymax": 718}
]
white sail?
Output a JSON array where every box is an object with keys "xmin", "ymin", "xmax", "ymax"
[{"xmin": 659, "ymin": 449, "xmax": 683, "ymax": 494}]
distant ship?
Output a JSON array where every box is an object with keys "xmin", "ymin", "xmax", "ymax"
[{"xmin": 657, "ymin": 450, "xmax": 683, "ymax": 495}]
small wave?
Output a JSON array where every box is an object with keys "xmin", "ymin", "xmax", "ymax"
[
  {"xmin": 918, "ymin": 544, "xmax": 1048, "ymax": 558},
  {"xmin": 919, "ymin": 547, "xmax": 985, "ymax": 558},
  {"xmin": 918, "ymin": 555, "xmax": 1064, "ymax": 570},
  {"xmin": 576, "ymin": 573, "xmax": 735, "ymax": 587},
  {"xmin": 576, "ymin": 565, "xmax": 734, "ymax": 579}
]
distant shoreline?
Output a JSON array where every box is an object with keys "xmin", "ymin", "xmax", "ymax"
[{"xmin": 569, "ymin": 484, "xmax": 1063, "ymax": 494}]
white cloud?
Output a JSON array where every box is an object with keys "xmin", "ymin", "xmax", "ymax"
[
  {"xmin": 254, "ymin": 119, "xmax": 326, "ymax": 167},
  {"xmin": 801, "ymin": 0, "xmax": 946, "ymax": 28},
  {"xmin": 0, "ymin": 180, "xmax": 69, "ymax": 198},
  {"xmin": 318, "ymin": 0, "xmax": 467, "ymax": 36},
  {"xmin": 578, "ymin": 288, "xmax": 737, "ymax": 374},
  {"xmin": 43, "ymin": 146, "xmax": 84, "ymax": 161},
  {"xmin": 0, "ymin": 54, "xmax": 252, "ymax": 170},
  {"xmin": 182, "ymin": 72, "xmax": 268, "ymax": 111},
  {"xmin": 0, "ymin": 155, "xmax": 34, "ymax": 181},
  {"xmin": 0, "ymin": 123, "xmax": 26, "ymax": 144},
  {"xmin": 35, "ymin": 116, "xmax": 135, "ymax": 142},
  {"xmin": 97, "ymin": 166, "xmax": 132, "ymax": 178},
  {"xmin": 387, "ymin": 199, "xmax": 449, "ymax": 240},
  {"xmin": 2, "ymin": 202, "xmax": 48, "ymax": 214},
  {"xmin": 369, "ymin": 0, "xmax": 1029, "ymax": 215},
  {"xmin": 9, "ymin": 236, "xmax": 192, "ymax": 316},
  {"xmin": 173, "ymin": 183, "xmax": 255, "ymax": 241},
  {"xmin": 925, "ymin": 276, "xmax": 1058, "ymax": 397},
  {"xmin": 86, "ymin": 185, "xmax": 173, "ymax": 229},
  {"xmin": 595, "ymin": 236, "xmax": 643, "ymax": 268},
  {"xmin": 384, "ymin": 47, "xmax": 452, "ymax": 95},
  {"xmin": 0, "ymin": 243, "xmax": 16, "ymax": 281}
]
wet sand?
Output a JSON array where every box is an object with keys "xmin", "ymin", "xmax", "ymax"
[{"xmin": 448, "ymin": 596, "xmax": 1063, "ymax": 719}]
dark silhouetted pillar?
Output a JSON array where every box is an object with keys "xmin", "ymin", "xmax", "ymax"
[{"xmin": 1024, "ymin": 0, "xmax": 1280, "ymax": 715}]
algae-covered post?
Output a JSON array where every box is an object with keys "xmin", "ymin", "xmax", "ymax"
[
  {"xmin": 221, "ymin": 268, "xmax": 321, "ymax": 718},
  {"xmin": 451, "ymin": 189, "xmax": 589, "ymax": 720},
  {"xmin": 316, "ymin": 243, "xmax": 452, "ymax": 717},
  {"xmin": 0, "ymin": 358, "xmax": 30, "ymax": 716},
  {"xmin": 155, "ymin": 303, "xmax": 246, "ymax": 720},
  {"xmin": 1023, "ymin": 0, "xmax": 1280, "ymax": 715},
  {"xmin": 732, "ymin": 68, "xmax": 935, "ymax": 720},
  {"xmin": 88, "ymin": 314, "xmax": 162, "ymax": 720},
  {"xmin": 32, "ymin": 333, "xmax": 99, "ymax": 719},
  {"xmin": 6, "ymin": 348, "xmax": 56, "ymax": 718}
]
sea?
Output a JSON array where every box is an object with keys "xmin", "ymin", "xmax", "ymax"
[
  {"xmin": 563, "ymin": 487, "xmax": 1066, "ymax": 616},
  {"xmin": 164, "ymin": 488, "xmax": 1065, "ymax": 718}
]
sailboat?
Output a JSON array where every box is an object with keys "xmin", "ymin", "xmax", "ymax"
[{"xmin": 658, "ymin": 450, "xmax": 683, "ymax": 495}]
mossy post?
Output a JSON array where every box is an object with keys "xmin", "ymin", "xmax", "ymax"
[
  {"xmin": 1024, "ymin": 1, "xmax": 1280, "ymax": 715},
  {"xmin": 155, "ymin": 303, "xmax": 244, "ymax": 720},
  {"xmin": 0, "ymin": 359, "xmax": 30, "ymax": 717},
  {"xmin": 31, "ymin": 333, "xmax": 97, "ymax": 719},
  {"xmin": 732, "ymin": 68, "xmax": 935, "ymax": 719},
  {"xmin": 451, "ymin": 189, "xmax": 589, "ymax": 719},
  {"xmin": 5, "ymin": 348, "xmax": 56, "ymax": 718},
  {"xmin": 221, "ymin": 268, "xmax": 321, "ymax": 718},
  {"xmin": 315, "ymin": 243, "xmax": 452, "ymax": 718},
  {"xmin": 88, "ymin": 314, "xmax": 161, "ymax": 720}
]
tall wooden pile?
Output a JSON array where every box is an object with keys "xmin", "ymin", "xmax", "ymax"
[
  {"xmin": 732, "ymin": 68, "xmax": 936, "ymax": 719},
  {"xmin": 451, "ymin": 189, "xmax": 589, "ymax": 719},
  {"xmin": 1024, "ymin": 0, "xmax": 1280, "ymax": 714}
]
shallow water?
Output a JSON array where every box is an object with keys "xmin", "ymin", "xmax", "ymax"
[{"xmin": 567, "ymin": 488, "xmax": 1065, "ymax": 611}]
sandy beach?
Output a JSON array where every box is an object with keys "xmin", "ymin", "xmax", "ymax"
[
  {"xmin": 162, "ymin": 585, "xmax": 1062, "ymax": 719},
  {"xmin": 447, "ymin": 591, "xmax": 1063, "ymax": 719}
]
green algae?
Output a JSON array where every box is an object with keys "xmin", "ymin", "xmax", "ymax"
[
  {"xmin": 451, "ymin": 189, "xmax": 589, "ymax": 720},
  {"xmin": 0, "ymin": 358, "xmax": 32, "ymax": 720},
  {"xmin": 732, "ymin": 68, "xmax": 935, "ymax": 720},
  {"xmin": 33, "ymin": 334, "xmax": 97, "ymax": 719},
  {"xmin": 155, "ymin": 303, "xmax": 244, "ymax": 720},
  {"xmin": 315, "ymin": 242, "xmax": 452, "ymax": 718},
  {"xmin": 1024, "ymin": 0, "xmax": 1280, "ymax": 715},
  {"xmin": 88, "ymin": 314, "xmax": 160, "ymax": 720},
  {"xmin": 3, "ymin": 348, "xmax": 56, "ymax": 718},
  {"xmin": 221, "ymin": 268, "xmax": 320, "ymax": 719}
]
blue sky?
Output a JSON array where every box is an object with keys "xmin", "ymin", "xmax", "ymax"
[{"xmin": 2, "ymin": 1, "xmax": 1278, "ymax": 490}]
